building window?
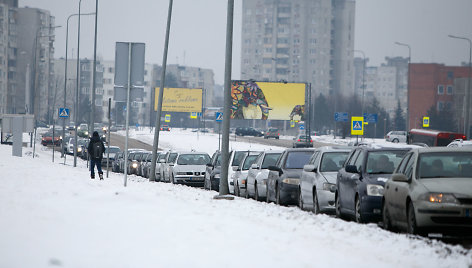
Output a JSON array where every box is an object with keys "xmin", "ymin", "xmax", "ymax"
[
  {"xmin": 447, "ymin": 71, "xmax": 454, "ymax": 80},
  {"xmin": 437, "ymin": 85, "xmax": 444, "ymax": 95},
  {"xmin": 437, "ymin": 101, "xmax": 444, "ymax": 111},
  {"xmin": 447, "ymin": 85, "xmax": 453, "ymax": 95}
]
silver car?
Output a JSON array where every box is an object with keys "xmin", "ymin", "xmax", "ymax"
[
  {"xmin": 226, "ymin": 151, "xmax": 249, "ymax": 194},
  {"xmin": 233, "ymin": 151, "xmax": 260, "ymax": 197},
  {"xmin": 162, "ymin": 152, "xmax": 179, "ymax": 182},
  {"xmin": 299, "ymin": 146, "xmax": 352, "ymax": 214},
  {"xmin": 383, "ymin": 147, "xmax": 472, "ymax": 236},
  {"xmin": 246, "ymin": 150, "xmax": 283, "ymax": 201},
  {"xmin": 170, "ymin": 152, "xmax": 211, "ymax": 187}
]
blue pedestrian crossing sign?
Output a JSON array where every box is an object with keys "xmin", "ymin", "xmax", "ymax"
[
  {"xmin": 58, "ymin": 108, "xmax": 70, "ymax": 118},
  {"xmin": 351, "ymin": 116, "xmax": 364, "ymax": 135},
  {"xmin": 190, "ymin": 112, "xmax": 198, "ymax": 119},
  {"xmin": 215, "ymin": 112, "xmax": 223, "ymax": 122},
  {"xmin": 423, "ymin": 117, "xmax": 430, "ymax": 128}
]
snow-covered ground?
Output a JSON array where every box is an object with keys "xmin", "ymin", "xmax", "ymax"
[{"xmin": 1, "ymin": 131, "xmax": 471, "ymax": 268}]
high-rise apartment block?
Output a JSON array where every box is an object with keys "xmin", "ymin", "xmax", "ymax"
[{"xmin": 240, "ymin": 0, "xmax": 355, "ymax": 97}]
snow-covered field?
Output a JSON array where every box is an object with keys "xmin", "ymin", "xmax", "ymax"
[{"xmin": 1, "ymin": 131, "xmax": 471, "ymax": 268}]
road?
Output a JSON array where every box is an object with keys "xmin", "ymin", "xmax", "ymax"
[
  {"xmin": 107, "ymin": 133, "xmax": 153, "ymax": 151},
  {"xmin": 230, "ymin": 134, "xmax": 336, "ymax": 148}
]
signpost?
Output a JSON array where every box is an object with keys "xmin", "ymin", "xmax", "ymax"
[
  {"xmin": 423, "ymin": 117, "xmax": 430, "ymax": 128},
  {"xmin": 334, "ymin": 112, "xmax": 349, "ymax": 122},
  {"xmin": 363, "ymin": 113, "xmax": 378, "ymax": 123},
  {"xmin": 165, "ymin": 114, "xmax": 171, "ymax": 123},
  {"xmin": 190, "ymin": 112, "xmax": 197, "ymax": 119},
  {"xmin": 58, "ymin": 108, "xmax": 70, "ymax": 118},
  {"xmin": 216, "ymin": 112, "xmax": 223, "ymax": 150},
  {"xmin": 351, "ymin": 116, "xmax": 364, "ymax": 136}
]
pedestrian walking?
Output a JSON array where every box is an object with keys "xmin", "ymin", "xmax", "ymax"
[{"xmin": 88, "ymin": 131, "xmax": 105, "ymax": 180}]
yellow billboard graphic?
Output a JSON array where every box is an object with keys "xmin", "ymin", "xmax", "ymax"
[
  {"xmin": 231, "ymin": 81, "xmax": 305, "ymax": 120},
  {"xmin": 154, "ymin": 88, "xmax": 202, "ymax": 112}
]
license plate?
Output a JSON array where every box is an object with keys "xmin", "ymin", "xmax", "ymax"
[{"xmin": 466, "ymin": 209, "xmax": 471, "ymax": 218}]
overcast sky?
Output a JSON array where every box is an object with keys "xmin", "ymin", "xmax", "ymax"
[{"xmin": 21, "ymin": 0, "xmax": 472, "ymax": 84}]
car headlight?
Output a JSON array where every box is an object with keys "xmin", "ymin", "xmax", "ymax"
[
  {"xmin": 422, "ymin": 193, "xmax": 459, "ymax": 204},
  {"xmin": 85, "ymin": 131, "xmax": 89, "ymax": 136},
  {"xmin": 323, "ymin": 182, "xmax": 336, "ymax": 192},
  {"xmin": 132, "ymin": 163, "xmax": 138, "ymax": 168},
  {"xmin": 78, "ymin": 147, "xmax": 82, "ymax": 152},
  {"xmin": 282, "ymin": 178, "xmax": 300, "ymax": 185},
  {"xmin": 366, "ymin": 184, "xmax": 384, "ymax": 196},
  {"xmin": 177, "ymin": 172, "xmax": 187, "ymax": 175}
]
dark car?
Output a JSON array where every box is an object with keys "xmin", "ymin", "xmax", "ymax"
[
  {"xmin": 112, "ymin": 152, "xmax": 124, "ymax": 172},
  {"xmin": 102, "ymin": 146, "xmax": 121, "ymax": 167},
  {"xmin": 204, "ymin": 151, "xmax": 221, "ymax": 191},
  {"xmin": 292, "ymin": 135, "xmax": 313, "ymax": 148},
  {"xmin": 235, "ymin": 127, "xmax": 263, "ymax": 137},
  {"xmin": 161, "ymin": 125, "xmax": 170, "ymax": 131},
  {"xmin": 41, "ymin": 131, "xmax": 62, "ymax": 146},
  {"xmin": 335, "ymin": 146, "xmax": 410, "ymax": 223},
  {"xmin": 266, "ymin": 148, "xmax": 316, "ymax": 205},
  {"xmin": 264, "ymin": 128, "xmax": 280, "ymax": 139}
]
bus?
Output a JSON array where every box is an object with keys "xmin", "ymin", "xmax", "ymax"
[{"xmin": 408, "ymin": 129, "xmax": 466, "ymax": 147}]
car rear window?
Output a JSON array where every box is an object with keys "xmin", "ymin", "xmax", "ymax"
[
  {"xmin": 319, "ymin": 152, "xmax": 350, "ymax": 172},
  {"xmin": 261, "ymin": 153, "xmax": 281, "ymax": 169},
  {"xmin": 232, "ymin": 151, "xmax": 248, "ymax": 166},
  {"xmin": 242, "ymin": 155, "xmax": 259, "ymax": 170},
  {"xmin": 284, "ymin": 151, "xmax": 314, "ymax": 169}
]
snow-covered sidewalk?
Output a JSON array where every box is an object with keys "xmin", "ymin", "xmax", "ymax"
[{"xmin": 0, "ymin": 143, "xmax": 471, "ymax": 268}]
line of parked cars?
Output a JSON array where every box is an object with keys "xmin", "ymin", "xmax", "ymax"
[{"xmin": 107, "ymin": 141, "xmax": 472, "ymax": 238}]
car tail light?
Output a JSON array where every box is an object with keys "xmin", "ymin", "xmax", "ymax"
[
  {"xmin": 277, "ymin": 133, "xmax": 280, "ymax": 136},
  {"xmin": 310, "ymin": 139, "xmax": 313, "ymax": 142},
  {"xmin": 298, "ymin": 139, "xmax": 301, "ymax": 142},
  {"xmin": 463, "ymin": 135, "xmax": 467, "ymax": 140}
]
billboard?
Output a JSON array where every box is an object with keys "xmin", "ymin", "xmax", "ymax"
[
  {"xmin": 154, "ymin": 88, "xmax": 203, "ymax": 112},
  {"xmin": 231, "ymin": 81, "xmax": 306, "ymax": 120}
]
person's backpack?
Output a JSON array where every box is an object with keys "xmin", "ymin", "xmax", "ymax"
[{"xmin": 92, "ymin": 142, "xmax": 103, "ymax": 159}]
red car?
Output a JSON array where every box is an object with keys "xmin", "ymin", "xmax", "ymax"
[
  {"xmin": 41, "ymin": 131, "xmax": 62, "ymax": 146},
  {"xmin": 160, "ymin": 125, "xmax": 170, "ymax": 131}
]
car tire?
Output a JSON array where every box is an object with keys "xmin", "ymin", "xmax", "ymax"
[
  {"xmin": 298, "ymin": 187, "xmax": 304, "ymax": 210},
  {"xmin": 313, "ymin": 191, "xmax": 320, "ymax": 215},
  {"xmin": 407, "ymin": 202, "xmax": 421, "ymax": 235},
  {"xmin": 245, "ymin": 182, "xmax": 249, "ymax": 199},
  {"xmin": 170, "ymin": 174, "xmax": 175, "ymax": 184},
  {"xmin": 335, "ymin": 194, "xmax": 345, "ymax": 220},
  {"xmin": 235, "ymin": 181, "xmax": 239, "ymax": 197},
  {"xmin": 266, "ymin": 185, "xmax": 270, "ymax": 203},
  {"xmin": 392, "ymin": 138, "xmax": 399, "ymax": 143},
  {"xmin": 383, "ymin": 201, "xmax": 393, "ymax": 231},
  {"xmin": 276, "ymin": 137, "xmax": 279, "ymax": 140},
  {"xmin": 254, "ymin": 183, "xmax": 259, "ymax": 201},
  {"xmin": 355, "ymin": 196, "xmax": 364, "ymax": 223}
]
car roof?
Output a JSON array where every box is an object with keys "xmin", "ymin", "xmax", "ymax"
[
  {"xmin": 316, "ymin": 146, "xmax": 354, "ymax": 152},
  {"xmin": 284, "ymin": 148, "xmax": 316, "ymax": 152},
  {"xmin": 415, "ymin": 147, "xmax": 472, "ymax": 153},
  {"xmin": 177, "ymin": 152, "xmax": 209, "ymax": 155}
]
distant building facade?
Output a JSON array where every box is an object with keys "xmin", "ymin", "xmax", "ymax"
[
  {"xmin": 0, "ymin": 0, "xmax": 18, "ymax": 114},
  {"xmin": 240, "ymin": 0, "xmax": 355, "ymax": 97}
]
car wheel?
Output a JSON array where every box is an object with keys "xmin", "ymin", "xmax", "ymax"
[
  {"xmin": 245, "ymin": 182, "xmax": 249, "ymax": 199},
  {"xmin": 276, "ymin": 185, "xmax": 281, "ymax": 205},
  {"xmin": 313, "ymin": 191, "xmax": 320, "ymax": 215},
  {"xmin": 266, "ymin": 185, "xmax": 270, "ymax": 203},
  {"xmin": 204, "ymin": 179, "xmax": 207, "ymax": 190},
  {"xmin": 355, "ymin": 196, "xmax": 363, "ymax": 223},
  {"xmin": 407, "ymin": 202, "xmax": 420, "ymax": 235},
  {"xmin": 276, "ymin": 137, "xmax": 279, "ymax": 140},
  {"xmin": 383, "ymin": 201, "xmax": 393, "ymax": 231},
  {"xmin": 298, "ymin": 187, "xmax": 304, "ymax": 210},
  {"xmin": 335, "ymin": 194, "xmax": 345, "ymax": 220},
  {"xmin": 392, "ymin": 138, "xmax": 399, "ymax": 143},
  {"xmin": 254, "ymin": 183, "xmax": 259, "ymax": 201},
  {"xmin": 171, "ymin": 174, "xmax": 175, "ymax": 184},
  {"xmin": 235, "ymin": 182, "xmax": 239, "ymax": 197}
]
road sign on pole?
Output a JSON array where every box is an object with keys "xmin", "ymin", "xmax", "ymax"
[
  {"xmin": 299, "ymin": 124, "xmax": 305, "ymax": 130},
  {"xmin": 58, "ymin": 108, "xmax": 70, "ymax": 118},
  {"xmin": 363, "ymin": 113, "xmax": 378, "ymax": 123},
  {"xmin": 190, "ymin": 112, "xmax": 197, "ymax": 119},
  {"xmin": 351, "ymin": 116, "xmax": 364, "ymax": 136},
  {"xmin": 165, "ymin": 114, "xmax": 171, "ymax": 122},
  {"xmin": 423, "ymin": 117, "xmax": 430, "ymax": 128},
  {"xmin": 216, "ymin": 112, "xmax": 223, "ymax": 122},
  {"xmin": 334, "ymin": 112, "xmax": 349, "ymax": 122}
]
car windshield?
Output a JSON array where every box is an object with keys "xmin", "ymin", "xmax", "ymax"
[
  {"xmin": 366, "ymin": 150, "xmax": 408, "ymax": 174},
  {"xmin": 232, "ymin": 151, "xmax": 248, "ymax": 166},
  {"xmin": 158, "ymin": 154, "xmax": 167, "ymax": 161},
  {"xmin": 242, "ymin": 155, "xmax": 258, "ymax": 170},
  {"xmin": 133, "ymin": 153, "xmax": 143, "ymax": 160},
  {"xmin": 177, "ymin": 154, "xmax": 211, "ymax": 165},
  {"xmin": 261, "ymin": 153, "xmax": 281, "ymax": 169},
  {"xmin": 105, "ymin": 147, "xmax": 121, "ymax": 154},
  {"xmin": 297, "ymin": 136, "xmax": 311, "ymax": 140},
  {"xmin": 418, "ymin": 152, "xmax": 472, "ymax": 179},
  {"xmin": 168, "ymin": 153, "xmax": 178, "ymax": 163},
  {"xmin": 77, "ymin": 140, "xmax": 87, "ymax": 146},
  {"xmin": 285, "ymin": 151, "xmax": 313, "ymax": 169},
  {"xmin": 215, "ymin": 154, "xmax": 222, "ymax": 166},
  {"xmin": 319, "ymin": 152, "xmax": 350, "ymax": 172}
]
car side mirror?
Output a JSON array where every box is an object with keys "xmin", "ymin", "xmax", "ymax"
[
  {"xmin": 268, "ymin": 165, "xmax": 283, "ymax": 175},
  {"xmin": 206, "ymin": 163, "xmax": 214, "ymax": 167},
  {"xmin": 345, "ymin": 165, "xmax": 358, "ymax": 174},
  {"xmin": 251, "ymin": 163, "xmax": 259, "ymax": 169},
  {"xmin": 232, "ymin": 166, "xmax": 239, "ymax": 171},
  {"xmin": 391, "ymin": 173, "xmax": 409, "ymax": 183},
  {"xmin": 303, "ymin": 164, "xmax": 316, "ymax": 172}
]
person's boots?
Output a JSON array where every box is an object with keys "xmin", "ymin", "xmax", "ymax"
[
  {"xmin": 99, "ymin": 172, "xmax": 104, "ymax": 180},
  {"xmin": 91, "ymin": 175, "xmax": 95, "ymax": 179}
]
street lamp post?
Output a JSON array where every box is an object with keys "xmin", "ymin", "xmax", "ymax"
[
  {"xmin": 91, "ymin": 0, "xmax": 99, "ymax": 135},
  {"xmin": 74, "ymin": 0, "xmax": 83, "ymax": 168},
  {"xmin": 394, "ymin": 42, "xmax": 411, "ymax": 132},
  {"xmin": 63, "ymin": 12, "xmax": 95, "ymax": 159},
  {"xmin": 448, "ymin": 35, "xmax": 472, "ymax": 139}
]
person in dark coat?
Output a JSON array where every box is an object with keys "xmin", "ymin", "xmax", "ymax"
[{"xmin": 88, "ymin": 131, "xmax": 106, "ymax": 180}]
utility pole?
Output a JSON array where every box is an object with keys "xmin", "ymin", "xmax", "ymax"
[
  {"xmin": 150, "ymin": 0, "xmax": 173, "ymax": 182},
  {"xmin": 91, "ymin": 0, "xmax": 99, "ymax": 133}
]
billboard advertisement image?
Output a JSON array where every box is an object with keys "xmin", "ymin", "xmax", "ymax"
[
  {"xmin": 154, "ymin": 88, "xmax": 203, "ymax": 112},
  {"xmin": 231, "ymin": 80, "xmax": 306, "ymax": 120}
]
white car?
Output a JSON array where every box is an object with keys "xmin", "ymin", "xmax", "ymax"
[
  {"xmin": 246, "ymin": 150, "xmax": 283, "ymax": 201},
  {"xmin": 162, "ymin": 152, "xmax": 179, "ymax": 182},
  {"xmin": 232, "ymin": 151, "xmax": 260, "ymax": 197},
  {"xmin": 385, "ymin": 131, "xmax": 407, "ymax": 143},
  {"xmin": 447, "ymin": 139, "xmax": 472, "ymax": 148},
  {"xmin": 170, "ymin": 152, "xmax": 211, "ymax": 186},
  {"xmin": 227, "ymin": 151, "xmax": 249, "ymax": 194}
]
